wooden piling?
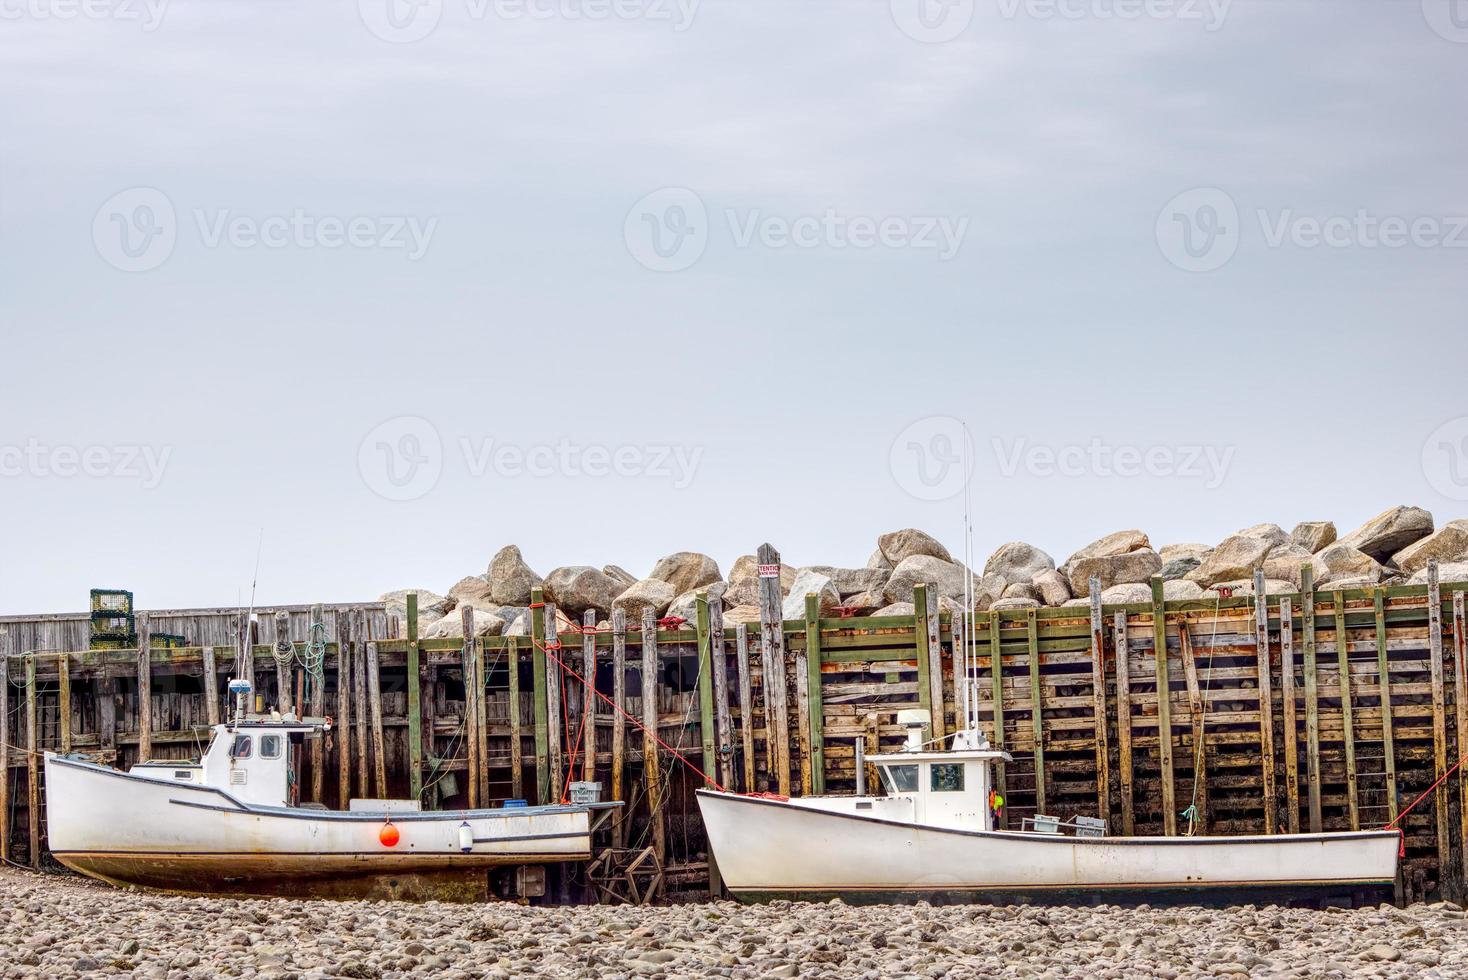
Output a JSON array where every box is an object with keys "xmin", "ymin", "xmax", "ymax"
[
  {"xmin": 406, "ymin": 593, "xmax": 423, "ymax": 802},
  {"xmin": 1428, "ymin": 561, "xmax": 1450, "ymax": 875},
  {"xmin": 1178, "ymin": 623, "xmax": 1206, "ymax": 833},
  {"xmin": 307, "ymin": 605, "xmax": 323, "ymax": 802},
  {"xmin": 792, "ymin": 601, "xmax": 813, "ymax": 797},
  {"xmin": 610, "ymin": 610, "xmax": 627, "ymax": 845},
  {"xmin": 804, "ymin": 593, "xmax": 826, "ymax": 793},
  {"xmin": 1300, "ymin": 565, "xmax": 1322, "ymax": 833},
  {"xmin": 1280, "ymin": 598, "xmax": 1300, "ymax": 833},
  {"xmin": 545, "ymin": 602, "xmax": 564, "ymax": 804},
  {"xmin": 1150, "ymin": 577, "xmax": 1176, "ymax": 837},
  {"xmin": 1252, "ymin": 572, "xmax": 1276, "ymax": 834},
  {"xmin": 1026, "ymin": 608, "xmax": 1045, "ymax": 815},
  {"xmin": 988, "ymin": 612, "xmax": 1007, "ymax": 829},
  {"xmin": 1334, "ymin": 592, "xmax": 1358, "ymax": 831},
  {"xmin": 461, "ymin": 606, "xmax": 481, "ymax": 809},
  {"xmin": 366, "ymin": 640, "xmax": 387, "ymax": 798},
  {"xmin": 710, "ymin": 601, "xmax": 734, "ymax": 790},
  {"xmin": 756, "ymin": 543, "xmax": 790, "ymax": 796},
  {"xmin": 913, "ymin": 584, "xmax": 935, "ymax": 745},
  {"xmin": 508, "ymin": 636, "xmax": 524, "ymax": 801},
  {"xmin": 26, "ymin": 654, "xmax": 40, "ymax": 867},
  {"xmin": 1454, "ymin": 590, "xmax": 1468, "ymax": 889},
  {"xmin": 57, "ymin": 653, "xmax": 71, "ymax": 754},
  {"xmin": 582, "ymin": 610, "xmax": 597, "ymax": 784},
  {"xmin": 641, "ymin": 608, "xmax": 666, "ymax": 864},
  {"xmin": 697, "ymin": 594, "xmax": 719, "ymax": 788},
  {"xmin": 353, "ymin": 608, "xmax": 369, "ymax": 798},
  {"xmin": 0, "ymin": 636, "xmax": 9, "ymax": 863},
  {"xmin": 1375, "ymin": 589, "xmax": 1398, "ymax": 824},
  {"xmin": 274, "ymin": 610, "xmax": 293, "ymax": 716},
  {"xmin": 336, "ymin": 611, "xmax": 353, "ymax": 807},
  {"xmin": 926, "ymin": 592, "xmax": 945, "ymax": 744},
  {"xmin": 1088, "ymin": 580, "xmax": 1111, "ymax": 828},
  {"xmin": 735, "ymin": 623, "xmax": 755, "ymax": 793},
  {"xmin": 137, "ymin": 613, "xmax": 152, "ymax": 763},
  {"xmin": 1114, "ymin": 610, "xmax": 1134, "ymax": 836},
  {"xmin": 530, "ymin": 589, "xmax": 550, "ymax": 804}
]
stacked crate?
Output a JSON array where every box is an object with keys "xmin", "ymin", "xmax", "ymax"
[{"xmin": 89, "ymin": 589, "xmax": 136, "ymax": 649}]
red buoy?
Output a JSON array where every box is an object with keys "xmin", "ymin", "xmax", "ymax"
[{"xmin": 379, "ymin": 821, "xmax": 400, "ymax": 847}]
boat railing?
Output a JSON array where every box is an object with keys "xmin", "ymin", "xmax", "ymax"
[{"xmin": 1019, "ymin": 814, "xmax": 1108, "ymax": 838}]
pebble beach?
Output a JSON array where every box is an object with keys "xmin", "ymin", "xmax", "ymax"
[{"xmin": 1, "ymin": 868, "xmax": 1461, "ymax": 979}]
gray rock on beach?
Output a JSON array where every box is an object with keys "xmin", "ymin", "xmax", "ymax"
[
  {"xmin": 1336, "ymin": 505, "xmax": 1434, "ymax": 562},
  {"xmin": 380, "ymin": 589, "xmax": 450, "ymax": 626},
  {"xmin": 1068, "ymin": 550, "xmax": 1162, "ymax": 598},
  {"xmin": 648, "ymin": 551, "xmax": 722, "ymax": 596},
  {"xmin": 878, "ymin": 528, "xmax": 953, "ymax": 565},
  {"xmin": 882, "ymin": 555, "xmax": 969, "ymax": 605},
  {"xmin": 542, "ymin": 566, "xmax": 623, "ymax": 616},
  {"xmin": 487, "ymin": 545, "xmax": 542, "ymax": 605},
  {"xmin": 1186, "ymin": 534, "xmax": 1274, "ymax": 587},
  {"xmin": 1311, "ymin": 543, "xmax": 1384, "ymax": 586},
  {"xmin": 982, "ymin": 542, "xmax": 1055, "ymax": 587},
  {"xmin": 1261, "ymin": 544, "xmax": 1314, "ymax": 588},
  {"xmin": 781, "ymin": 569, "xmax": 841, "ymax": 619},
  {"xmin": 422, "ymin": 608, "xmax": 506, "ymax": 638},
  {"xmin": 1290, "ymin": 520, "xmax": 1337, "ymax": 553},
  {"xmin": 1393, "ymin": 519, "xmax": 1468, "ymax": 574},
  {"xmin": 611, "ymin": 579, "xmax": 677, "ymax": 621},
  {"xmin": 1031, "ymin": 569, "xmax": 1072, "ymax": 605},
  {"xmin": 447, "ymin": 574, "xmax": 496, "ymax": 608}
]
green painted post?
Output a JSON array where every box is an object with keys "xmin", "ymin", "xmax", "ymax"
[
  {"xmin": 407, "ymin": 593, "xmax": 423, "ymax": 802},
  {"xmin": 804, "ymin": 593, "xmax": 826, "ymax": 795},
  {"xmin": 1151, "ymin": 575, "xmax": 1176, "ymax": 836},
  {"xmin": 913, "ymin": 584, "xmax": 934, "ymax": 742},
  {"xmin": 695, "ymin": 594, "xmax": 718, "ymax": 785},
  {"xmin": 530, "ymin": 588, "xmax": 550, "ymax": 804},
  {"xmin": 1301, "ymin": 564, "xmax": 1322, "ymax": 833}
]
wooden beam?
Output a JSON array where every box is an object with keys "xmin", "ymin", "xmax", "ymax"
[
  {"xmin": 735, "ymin": 623, "xmax": 755, "ymax": 794},
  {"xmin": 1027, "ymin": 608, "xmax": 1045, "ymax": 815},
  {"xmin": 406, "ymin": 592, "xmax": 423, "ymax": 802},
  {"xmin": 26, "ymin": 654, "xmax": 39, "ymax": 868},
  {"xmin": 1334, "ymin": 592, "xmax": 1359, "ymax": 831},
  {"xmin": 710, "ymin": 601, "xmax": 734, "ymax": 790},
  {"xmin": 353, "ymin": 608, "xmax": 369, "ymax": 799},
  {"xmin": 1375, "ymin": 588, "xmax": 1398, "ymax": 825},
  {"xmin": 474, "ymin": 626, "xmax": 488, "ymax": 805},
  {"xmin": 366, "ymin": 640, "xmax": 387, "ymax": 799},
  {"xmin": 1301, "ymin": 564, "xmax": 1322, "ymax": 833},
  {"xmin": 529, "ymin": 588, "xmax": 549, "ymax": 805},
  {"xmin": 1150, "ymin": 576, "xmax": 1176, "ymax": 837},
  {"xmin": 805, "ymin": 593, "xmax": 826, "ymax": 794},
  {"xmin": 57, "ymin": 652, "xmax": 71, "ymax": 754},
  {"xmin": 336, "ymin": 611, "xmax": 353, "ymax": 808},
  {"xmin": 1114, "ymin": 610, "xmax": 1134, "ymax": 836},
  {"xmin": 273, "ymin": 610, "xmax": 293, "ymax": 716},
  {"xmin": 544, "ymin": 601, "xmax": 563, "ymax": 805},
  {"xmin": 582, "ymin": 609, "xmax": 597, "ymax": 784},
  {"xmin": 610, "ymin": 610, "xmax": 627, "ymax": 846},
  {"xmin": 988, "ymin": 611, "xmax": 1007, "ymax": 829},
  {"xmin": 913, "ymin": 584, "xmax": 934, "ymax": 745},
  {"xmin": 1429, "ymin": 561, "xmax": 1450, "ymax": 875},
  {"xmin": 792, "ymin": 597, "xmax": 813, "ymax": 797},
  {"xmin": 508, "ymin": 635, "xmax": 524, "ymax": 801},
  {"xmin": 307, "ymin": 605, "xmax": 323, "ymax": 803},
  {"xmin": 1088, "ymin": 579, "xmax": 1111, "ymax": 829},
  {"xmin": 0, "ymin": 636, "xmax": 9, "ymax": 863},
  {"xmin": 200, "ymin": 645, "xmax": 219, "ymax": 728},
  {"xmin": 137, "ymin": 613, "xmax": 152, "ymax": 762},
  {"xmin": 1455, "ymin": 590, "xmax": 1468, "ymax": 890},
  {"xmin": 461, "ymin": 606, "xmax": 481, "ymax": 810},
  {"xmin": 1178, "ymin": 622, "xmax": 1206, "ymax": 834},
  {"xmin": 1252, "ymin": 572, "xmax": 1276, "ymax": 834},
  {"xmin": 1280, "ymin": 598, "xmax": 1300, "ymax": 833},
  {"xmin": 756, "ymin": 543, "xmax": 790, "ymax": 797},
  {"xmin": 926, "ymin": 591, "xmax": 945, "ymax": 744},
  {"xmin": 641, "ymin": 608, "xmax": 666, "ymax": 864},
  {"xmin": 696, "ymin": 594, "xmax": 722, "ymax": 898}
]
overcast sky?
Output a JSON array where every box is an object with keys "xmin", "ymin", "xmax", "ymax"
[{"xmin": 1, "ymin": 0, "xmax": 1466, "ymax": 614}]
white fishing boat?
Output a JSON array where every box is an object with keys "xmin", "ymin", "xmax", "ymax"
[
  {"xmin": 45, "ymin": 680, "xmax": 616, "ymax": 901},
  {"xmin": 698, "ymin": 712, "xmax": 1399, "ymax": 906}
]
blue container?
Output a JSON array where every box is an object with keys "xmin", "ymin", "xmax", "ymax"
[{"xmin": 503, "ymin": 799, "xmax": 528, "ymax": 809}]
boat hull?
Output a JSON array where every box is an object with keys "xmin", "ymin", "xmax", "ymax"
[
  {"xmin": 46, "ymin": 754, "xmax": 598, "ymax": 900},
  {"xmin": 697, "ymin": 790, "xmax": 1399, "ymax": 907}
]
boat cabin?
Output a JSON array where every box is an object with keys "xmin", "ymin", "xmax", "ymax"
[
  {"xmin": 866, "ymin": 747, "xmax": 1006, "ymax": 832},
  {"xmin": 130, "ymin": 719, "xmax": 324, "ymax": 808}
]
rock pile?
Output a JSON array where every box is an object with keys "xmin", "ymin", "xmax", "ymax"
[
  {"xmin": 0, "ymin": 867, "xmax": 1461, "ymax": 978},
  {"xmin": 386, "ymin": 506, "xmax": 1468, "ymax": 637}
]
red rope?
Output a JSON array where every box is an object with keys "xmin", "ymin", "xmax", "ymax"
[
  {"xmin": 530, "ymin": 630, "xmax": 729, "ymax": 794},
  {"xmin": 1384, "ymin": 755, "xmax": 1465, "ymax": 857}
]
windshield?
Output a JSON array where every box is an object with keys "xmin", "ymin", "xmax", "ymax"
[{"xmin": 879, "ymin": 764, "xmax": 919, "ymax": 794}]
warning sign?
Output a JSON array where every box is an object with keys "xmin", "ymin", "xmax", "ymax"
[{"xmin": 757, "ymin": 563, "xmax": 781, "ymax": 579}]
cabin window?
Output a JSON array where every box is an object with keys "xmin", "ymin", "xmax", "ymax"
[
  {"xmin": 260, "ymin": 735, "xmax": 283, "ymax": 760},
  {"xmin": 931, "ymin": 763, "xmax": 965, "ymax": 792},
  {"xmin": 230, "ymin": 735, "xmax": 253, "ymax": 759},
  {"xmin": 880, "ymin": 764, "xmax": 918, "ymax": 793}
]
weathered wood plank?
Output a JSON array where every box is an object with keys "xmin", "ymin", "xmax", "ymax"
[
  {"xmin": 306, "ymin": 605, "xmax": 324, "ymax": 801},
  {"xmin": 1455, "ymin": 590, "xmax": 1468, "ymax": 890},
  {"xmin": 353, "ymin": 608, "xmax": 370, "ymax": 799},
  {"xmin": 1428, "ymin": 561, "xmax": 1450, "ymax": 875},
  {"xmin": 756, "ymin": 543, "xmax": 790, "ymax": 796},
  {"xmin": 366, "ymin": 640, "xmax": 387, "ymax": 798},
  {"xmin": 913, "ymin": 584, "xmax": 934, "ymax": 745},
  {"xmin": 1252, "ymin": 572, "xmax": 1276, "ymax": 834},
  {"xmin": 274, "ymin": 610, "xmax": 293, "ymax": 716},
  {"xmin": 988, "ymin": 611, "xmax": 1008, "ymax": 829},
  {"xmin": 545, "ymin": 601, "xmax": 564, "ymax": 805},
  {"xmin": 336, "ymin": 610, "xmax": 353, "ymax": 807},
  {"xmin": 406, "ymin": 592, "xmax": 423, "ymax": 802},
  {"xmin": 57, "ymin": 652, "xmax": 71, "ymax": 754},
  {"xmin": 1089, "ymin": 580, "xmax": 1111, "ymax": 828},
  {"xmin": 710, "ymin": 602, "xmax": 734, "ymax": 790},
  {"xmin": 1027, "ymin": 608, "xmax": 1046, "ymax": 814},
  {"xmin": 696, "ymin": 595, "xmax": 722, "ymax": 897},
  {"xmin": 508, "ymin": 635, "xmax": 524, "ymax": 801},
  {"xmin": 1376, "ymin": 588, "xmax": 1398, "ymax": 825},
  {"xmin": 27, "ymin": 655, "xmax": 40, "ymax": 866},
  {"xmin": 582, "ymin": 609, "xmax": 598, "ymax": 785},
  {"xmin": 642, "ymin": 608, "xmax": 666, "ymax": 864},
  {"xmin": 805, "ymin": 593, "xmax": 826, "ymax": 794},
  {"xmin": 1335, "ymin": 592, "xmax": 1359, "ymax": 831},
  {"xmin": 1114, "ymin": 610, "xmax": 1134, "ymax": 836},
  {"xmin": 792, "ymin": 599, "xmax": 813, "ymax": 797},
  {"xmin": 0, "ymin": 638, "xmax": 9, "ymax": 862},
  {"xmin": 1281, "ymin": 598, "xmax": 1300, "ymax": 833},
  {"xmin": 926, "ymin": 591, "xmax": 945, "ymax": 743},
  {"xmin": 137, "ymin": 613, "xmax": 152, "ymax": 762},
  {"xmin": 529, "ymin": 589, "xmax": 549, "ymax": 804},
  {"xmin": 1301, "ymin": 565, "xmax": 1322, "ymax": 833},
  {"xmin": 1178, "ymin": 622, "xmax": 1206, "ymax": 834},
  {"xmin": 1150, "ymin": 576, "xmax": 1176, "ymax": 836},
  {"xmin": 736, "ymin": 623, "xmax": 755, "ymax": 793},
  {"xmin": 461, "ymin": 606, "xmax": 481, "ymax": 809}
]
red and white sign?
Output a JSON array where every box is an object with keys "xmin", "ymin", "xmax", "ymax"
[{"xmin": 757, "ymin": 563, "xmax": 781, "ymax": 579}]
